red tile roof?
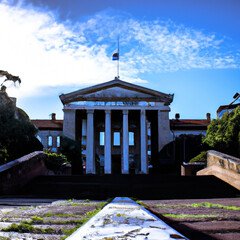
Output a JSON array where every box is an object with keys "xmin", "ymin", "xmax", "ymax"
[
  {"xmin": 170, "ymin": 119, "xmax": 210, "ymax": 130},
  {"xmin": 31, "ymin": 119, "xmax": 63, "ymax": 131},
  {"xmin": 31, "ymin": 118, "xmax": 209, "ymax": 131}
]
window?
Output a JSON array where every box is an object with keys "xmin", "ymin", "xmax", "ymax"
[
  {"xmin": 57, "ymin": 136, "xmax": 61, "ymax": 147},
  {"xmin": 99, "ymin": 132, "xmax": 105, "ymax": 146},
  {"xmin": 113, "ymin": 132, "xmax": 120, "ymax": 146},
  {"xmin": 129, "ymin": 132, "xmax": 134, "ymax": 146},
  {"xmin": 48, "ymin": 136, "xmax": 53, "ymax": 147}
]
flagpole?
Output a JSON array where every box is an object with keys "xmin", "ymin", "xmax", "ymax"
[
  {"xmin": 117, "ymin": 36, "xmax": 120, "ymax": 79},
  {"xmin": 112, "ymin": 36, "xmax": 120, "ymax": 79}
]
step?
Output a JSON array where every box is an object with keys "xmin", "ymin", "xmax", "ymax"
[{"xmin": 24, "ymin": 175, "xmax": 239, "ymax": 199}]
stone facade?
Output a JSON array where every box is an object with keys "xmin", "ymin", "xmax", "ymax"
[{"xmin": 60, "ymin": 78, "xmax": 174, "ymax": 174}]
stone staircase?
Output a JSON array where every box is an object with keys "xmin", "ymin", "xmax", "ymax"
[
  {"xmin": 22, "ymin": 174, "xmax": 239, "ymax": 200},
  {"xmin": 198, "ymin": 150, "xmax": 240, "ymax": 190}
]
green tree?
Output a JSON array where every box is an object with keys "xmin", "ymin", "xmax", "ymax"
[
  {"xmin": 0, "ymin": 94, "xmax": 42, "ymax": 163},
  {"xmin": 60, "ymin": 136, "xmax": 82, "ymax": 174},
  {"xmin": 203, "ymin": 106, "xmax": 240, "ymax": 158}
]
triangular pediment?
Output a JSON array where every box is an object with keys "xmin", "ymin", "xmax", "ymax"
[
  {"xmin": 60, "ymin": 78, "xmax": 173, "ymax": 105},
  {"xmin": 84, "ymin": 86, "xmax": 154, "ymax": 99}
]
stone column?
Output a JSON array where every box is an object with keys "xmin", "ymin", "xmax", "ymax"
[
  {"xmin": 122, "ymin": 110, "xmax": 129, "ymax": 174},
  {"xmin": 104, "ymin": 110, "xmax": 112, "ymax": 174},
  {"xmin": 140, "ymin": 109, "xmax": 148, "ymax": 173},
  {"xmin": 86, "ymin": 109, "xmax": 95, "ymax": 174}
]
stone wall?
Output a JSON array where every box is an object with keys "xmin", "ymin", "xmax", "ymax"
[
  {"xmin": 181, "ymin": 162, "xmax": 206, "ymax": 176},
  {"xmin": 206, "ymin": 150, "xmax": 240, "ymax": 172},
  {"xmin": 63, "ymin": 109, "xmax": 76, "ymax": 140},
  {"xmin": 197, "ymin": 150, "xmax": 240, "ymax": 190},
  {"xmin": 158, "ymin": 109, "xmax": 172, "ymax": 151},
  {"xmin": 0, "ymin": 151, "xmax": 48, "ymax": 194}
]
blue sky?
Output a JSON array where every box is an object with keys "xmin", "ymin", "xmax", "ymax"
[{"xmin": 0, "ymin": 0, "xmax": 239, "ymax": 119}]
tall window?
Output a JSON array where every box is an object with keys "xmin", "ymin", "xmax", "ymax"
[
  {"xmin": 57, "ymin": 136, "xmax": 61, "ymax": 147},
  {"xmin": 113, "ymin": 132, "xmax": 120, "ymax": 146},
  {"xmin": 48, "ymin": 136, "xmax": 53, "ymax": 147},
  {"xmin": 129, "ymin": 132, "xmax": 134, "ymax": 146},
  {"xmin": 99, "ymin": 132, "xmax": 105, "ymax": 146}
]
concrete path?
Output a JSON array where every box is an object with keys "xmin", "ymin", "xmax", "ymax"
[{"xmin": 67, "ymin": 197, "xmax": 188, "ymax": 240}]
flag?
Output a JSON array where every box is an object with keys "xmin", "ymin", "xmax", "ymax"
[{"xmin": 112, "ymin": 52, "xmax": 119, "ymax": 61}]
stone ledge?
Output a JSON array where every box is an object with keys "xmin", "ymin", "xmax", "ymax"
[
  {"xmin": 0, "ymin": 151, "xmax": 48, "ymax": 194},
  {"xmin": 207, "ymin": 150, "xmax": 240, "ymax": 173},
  {"xmin": 66, "ymin": 197, "xmax": 188, "ymax": 240},
  {"xmin": 197, "ymin": 150, "xmax": 240, "ymax": 190}
]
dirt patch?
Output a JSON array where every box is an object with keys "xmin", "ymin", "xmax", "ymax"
[{"xmin": 142, "ymin": 198, "xmax": 240, "ymax": 240}]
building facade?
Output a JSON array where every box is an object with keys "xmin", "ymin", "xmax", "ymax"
[
  {"xmin": 31, "ymin": 113, "xmax": 63, "ymax": 152},
  {"xmin": 59, "ymin": 78, "xmax": 174, "ymax": 174}
]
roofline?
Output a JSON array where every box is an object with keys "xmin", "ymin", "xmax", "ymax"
[
  {"xmin": 216, "ymin": 103, "xmax": 240, "ymax": 113},
  {"xmin": 59, "ymin": 78, "xmax": 174, "ymax": 105}
]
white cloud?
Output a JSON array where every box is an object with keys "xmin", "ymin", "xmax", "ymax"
[{"xmin": 0, "ymin": 1, "xmax": 239, "ymax": 98}]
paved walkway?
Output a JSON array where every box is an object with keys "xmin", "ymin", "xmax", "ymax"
[{"xmin": 67, "ymin": 197, "xmax": 187, "ymax": 240}]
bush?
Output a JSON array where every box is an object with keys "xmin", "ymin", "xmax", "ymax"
[
  {"xmin": 44, "ymin": 151, "xmax": 69, "ymax": 174},
  {"xmin": 189, "ymin": 151, "xmax": 207, "ymax": 163},
  {"xmin": 60, "ymin": 136, "xmax": 82, "ymax": 174},
  {"xmin": 0, "ymin": 147, "xmax": 8, "ymax": 165}
]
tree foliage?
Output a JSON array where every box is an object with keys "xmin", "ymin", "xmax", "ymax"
[
  {"xmin": 0, "ymin": 97, "xmax": 43, "ymax": 163},
  {"xmin": 44, "ymin": 150, "xmax": 69, "ymax": 174},
  {"xmin": 60, "ymin": 136, "xmax": 82, "ymax": 174},
  {"xmin": 203, "ymin": 106, "xmax": 240, "ymax": 158}
]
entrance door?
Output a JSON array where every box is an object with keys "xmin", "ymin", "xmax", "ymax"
[{"xmin": 112, "ymin": 154, "xmax": 121, "ymax": 174}]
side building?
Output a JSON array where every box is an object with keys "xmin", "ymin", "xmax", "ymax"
[
  {"xmin": 170, "ymin": 113, "xmax": 210, "ymax": 137},
  {"xmin": 31, "ymin": 113, "xmax": 63, "ymax": 152}
]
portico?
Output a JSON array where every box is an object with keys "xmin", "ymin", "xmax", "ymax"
[{"xmin": 60, "ymin": 78, "xmax": 173, "ymax": 174}]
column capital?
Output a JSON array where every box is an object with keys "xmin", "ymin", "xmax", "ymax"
[
  {"xmin": 122, "ymin": 109, "xmax": 129, "ymax": 115},
  {"xmin": 141, "ymin": 109, "xmax": 146, "ymax": 115},
  {"xmin": 87, "ymin": 109, "xmax": 94, "ymax": 114},
  {"xmin": 105, "ymin": 109, "xmax": 111, "ymax": 114}
]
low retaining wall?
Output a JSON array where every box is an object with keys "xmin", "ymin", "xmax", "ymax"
[
  {"xmin": 181, "ymin": 162, "xmax": 206, "ymax": 176},
  {"xmin": 0, "ymin": 151, "xmax": 48, "ymax": 194},
  {"xmin": 197, "ymin": 150, "xmax": 240, "ymax": 190}
]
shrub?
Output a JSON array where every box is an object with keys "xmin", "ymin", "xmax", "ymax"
[
  {"xmin": 44, "ymin": 151, "xmax": 69, "ymax": 173},
  {"xmin": 189, "ymin": 151, "xmax": 207, "ymax": 163},
  {"xmin": 60, "ymin": 136, "xmax": 82, "ymax": 174},
  {"xmin": 0, "ymin": 147, "xmax": 9, "ymax": 165}
]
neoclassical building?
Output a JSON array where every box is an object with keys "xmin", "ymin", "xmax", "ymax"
[{"xmin": 59, "ymin": 78, "xmax": 174, "ymax": 174}]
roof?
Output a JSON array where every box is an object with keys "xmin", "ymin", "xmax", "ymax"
[
  {"xmin": 217, "ymin": 103, "xmax": 240, "ymax": 114},
  {"xmin": 31, "ymin": 119, "xmax": 63, "ymax": 131},
  {"xmin": 31, "ymin": 118, "xmax": 209, "ymax": 132},
  {"xmin": 170, "ymin": 119, "xmax": 210, "ymax": 130},
  {"xmin": 59, "ymin": 78, "xmax": 174, "ymax": 105}
]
